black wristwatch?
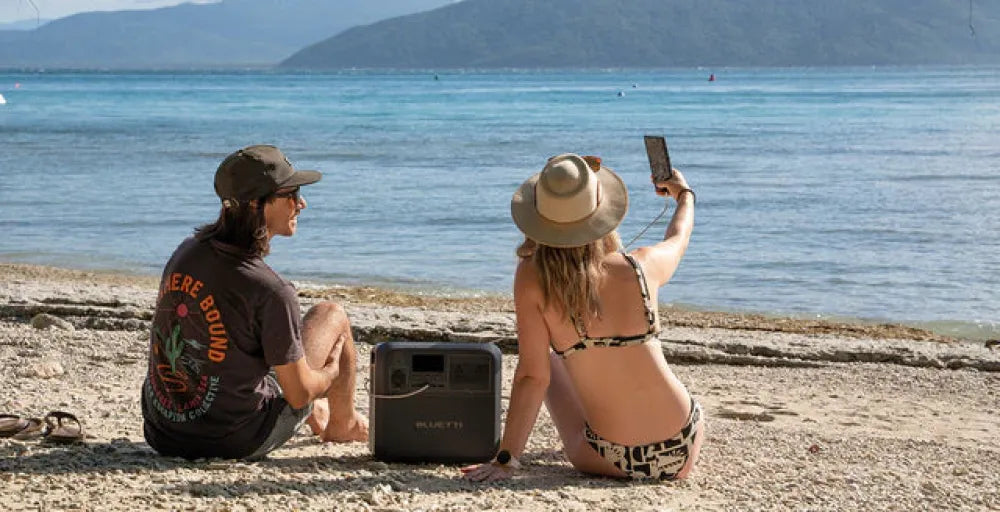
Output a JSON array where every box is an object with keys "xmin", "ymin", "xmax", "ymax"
[{"xmin": 495, "ymin": 449, "xmax": 512, "ymax": 465}]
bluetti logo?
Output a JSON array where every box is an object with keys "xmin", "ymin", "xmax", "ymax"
[{"xmin": 414, "ymin": 420, "xmax": 463, "ymax": 430}]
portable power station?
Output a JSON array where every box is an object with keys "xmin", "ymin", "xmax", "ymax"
[{"xmin": 368, "ymin": 341, "xmax": 501, "ymax": 463}]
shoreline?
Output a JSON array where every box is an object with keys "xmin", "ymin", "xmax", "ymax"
[
  {"xmin": 2, "ymin": 262, "xmax": 998, "ymax": 374},
  {"xmin": 1, "ymin": 262, "xmax": 991, "ymax": 344}
]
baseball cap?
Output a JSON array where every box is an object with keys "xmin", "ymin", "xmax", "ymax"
[{"xmin": 214, "ymin": 145, "xmax": 322, "ymax": 202}]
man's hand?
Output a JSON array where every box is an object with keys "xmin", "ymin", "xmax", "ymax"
[
  {"xmin": 274, "ymin": 334, "xmax": 345, "ymax": 409},
  {"xmin": 460, "ymin": 461, "xmax": 516, "ymax": 483},
  {"xmin": 319, "ymin": 334, "xmax": 345, "ymax": 383}
]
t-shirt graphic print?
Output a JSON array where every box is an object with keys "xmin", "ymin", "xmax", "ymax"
[{"xmin": 146, "ymin": 271, "xmax": 226, "ymax": 423}]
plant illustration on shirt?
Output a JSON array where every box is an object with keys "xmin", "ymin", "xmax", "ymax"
[{"xmin": 153, "ymin": 323, "xmax": 206, "ymax": 393}]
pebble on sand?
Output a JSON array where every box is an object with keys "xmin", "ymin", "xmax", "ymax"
[
  {"xmin": 20, "ymin": 360, "xmax": 66, "ymax": 379},
  {"xmin": 30, "ymin": 313, "xmax": 75, "ymax": 331}
]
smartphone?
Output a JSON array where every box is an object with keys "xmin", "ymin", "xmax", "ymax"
[{"xmin": 644, "ymin": 135, "xmax": 672, "ymax": 181}]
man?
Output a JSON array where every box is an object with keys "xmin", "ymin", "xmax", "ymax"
[{"xmin": 141, "ymin": 144, "xmax": 367, "ymax": 460}]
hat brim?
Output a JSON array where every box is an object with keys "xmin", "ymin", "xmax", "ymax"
[
  {"xmin": 511, "ymin": 166, "xmax": 628, "ymax": 248},
  {"xmin": 279, "ymin": 169, "xmax": 322, "ymax": 189}
]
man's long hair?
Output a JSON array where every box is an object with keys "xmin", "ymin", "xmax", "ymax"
[
  {"xmin": 195, "ymin": 195, "xmax": 275, "ymax": 258},
  {"xmin": 516, "ymin": 231, "xmax": 621, "ymax": 322}
]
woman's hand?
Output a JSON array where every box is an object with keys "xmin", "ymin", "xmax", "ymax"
[
  {"xmin": 460, "ymin": 461, "xmax": 517, "ymax": 482},
  {"xmin": 652, "ymin": 168, "xmax": 691, "ymax": 200}
]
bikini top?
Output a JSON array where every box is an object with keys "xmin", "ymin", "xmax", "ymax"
[{"xmin": 552, "ymin": 252, "xmax": 661, "ymax": 359}]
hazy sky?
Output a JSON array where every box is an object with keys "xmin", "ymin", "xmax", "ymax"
[{"xmin": 0, "ymin": 0, "xmax": 217, "ymax": 23}]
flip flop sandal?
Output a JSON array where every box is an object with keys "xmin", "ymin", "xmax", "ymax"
[
  {"xmin": 0, "ymin": 414, "xmax": 30, "ymax": 438},
  {"xmin": 11, "ymin": 418, "xmax": 47, "ymax": 441},
  {"xmin": 43, "ymin": 411, "xmax": 84, "ymax": 444}
]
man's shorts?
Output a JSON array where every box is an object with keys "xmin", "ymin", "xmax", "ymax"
[{"xmin": 244, "ymin": 377, "xmax": 313, "ymax": 461}]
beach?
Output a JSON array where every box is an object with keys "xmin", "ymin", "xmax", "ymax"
[{"xmin": 1, "ymin": 263, "xmax": 998, "ymax": 511}]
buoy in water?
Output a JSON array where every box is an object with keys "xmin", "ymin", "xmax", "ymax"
[
  {"xmin": 708, "ymin": 73, "xmax": 716, "ymax": 82},
  {"xmin": 14, "ymin": 83, "xmax": 20, "ymax": 88},
  {"xmin": 0, "ymin": 93, "xmax": 6, "ymax": 105}
]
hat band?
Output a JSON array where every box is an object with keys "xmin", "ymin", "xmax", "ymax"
[{"xmin": 534, "ymin": 182, "xmax": 603, "ymax": 224}]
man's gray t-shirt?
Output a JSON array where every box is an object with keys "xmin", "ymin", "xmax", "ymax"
[{"xmin": 142, "ymin": 237, "xmax": 305, "ymax": 459}]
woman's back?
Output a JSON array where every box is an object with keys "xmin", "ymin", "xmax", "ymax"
[{"xmin": 540, "ymin": 251, "xmax": 693, "ymax": 446}]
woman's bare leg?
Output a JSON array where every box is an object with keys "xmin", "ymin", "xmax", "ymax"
[
  {"xmin": 673, "ymin": 410, "xmax": 705, "ymax": 479},
  {"xmin": 543, "ymin": 352, "xmax": 626, "ymax": 477},
  {"xmin": 300, "ymin": 301, "xmax": 368, "ymax": 442}
]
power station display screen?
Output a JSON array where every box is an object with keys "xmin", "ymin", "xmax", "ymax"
[{"xmin": 411, "ymin": 354, "xmax": 445, "ymax": 373}]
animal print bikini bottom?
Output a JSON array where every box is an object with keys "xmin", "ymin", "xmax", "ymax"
[{"xmin": 584, "ymin": 398, "xmax": 703, "ymax": 480}]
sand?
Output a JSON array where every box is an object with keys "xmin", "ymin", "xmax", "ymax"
[{"xmin": 1, "ymin": 263, "xmax": 998, "ymax": 511}]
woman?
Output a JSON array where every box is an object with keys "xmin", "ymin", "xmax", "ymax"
[{"xmin": 463, "ymin": 153, "xmax": 702, "ymax": 481}]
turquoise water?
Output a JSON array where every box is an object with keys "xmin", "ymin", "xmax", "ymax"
[{"xmin": 0, "ymin": 68, "xmax": 997, "ymax": 339}]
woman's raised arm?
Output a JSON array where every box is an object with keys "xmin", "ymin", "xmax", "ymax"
[{"xmin": 632, "ymin": 168, "xmax": 695, "ymax": 288}]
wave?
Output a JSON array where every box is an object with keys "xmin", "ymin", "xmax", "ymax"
[{"xmin": 886, "ymin": 174, "xmax": 1000, "ymax": 183}]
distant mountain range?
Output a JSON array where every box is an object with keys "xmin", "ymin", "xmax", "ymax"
[
  {"xmin": 0, "ymin": 0, "xmax": 453, "ymax": 69},
  {"xmin": 282, "ymin": 0, "xmax": 1000, "ymax": 68},
  {"xmin": 3, "ymin": 0, "xmax": 998, "ymax": 70}
]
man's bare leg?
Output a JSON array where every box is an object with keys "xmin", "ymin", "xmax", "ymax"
[{"xmin": 300, "ymin": 301, "xmax": 368, "ymax": 442}]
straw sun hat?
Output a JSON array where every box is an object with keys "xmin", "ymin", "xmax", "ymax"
[{"xmin": 511, "ymin": 153, "xmax": 628, "ymax": 248}]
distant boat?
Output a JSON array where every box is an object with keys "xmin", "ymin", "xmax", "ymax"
[
  {"xmin": 0, "ymin": 93, "xmax": 6, "ymax": 105},
  {"xmin": 708, "ymin": 74, "xmax": 716, "ymax": 82},
  {"xmin": 617, "ymin": 90, "xmax": 625, "ymax": 97}
]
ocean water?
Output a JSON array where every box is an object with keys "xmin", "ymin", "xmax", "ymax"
[{"xmin": 0, "ymin": 68, "xmax": 997, "ymax": 340}]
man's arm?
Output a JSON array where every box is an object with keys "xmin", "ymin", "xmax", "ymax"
[
  {"xmin": 273, "ymin": 351, "xmax": 339, "ymax": 410},
  {"xmin": 263, "ymin": 284, "xmax": 340, "ymax": 410}
]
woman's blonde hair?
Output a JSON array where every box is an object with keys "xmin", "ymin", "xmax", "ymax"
[{"xmin": 517, "ymin": 231, "xmax": 621, "ymax": 321}]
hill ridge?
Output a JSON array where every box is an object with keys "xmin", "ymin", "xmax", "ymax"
[{"xmin": 281, "ymin": 0, "xmax": 1000, "ymax": 69}]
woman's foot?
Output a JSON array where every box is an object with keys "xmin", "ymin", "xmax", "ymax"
[{"xmin": 321, "ymin": 411, "xmax": 369, "ymax": 443}]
